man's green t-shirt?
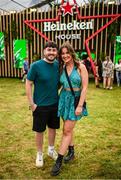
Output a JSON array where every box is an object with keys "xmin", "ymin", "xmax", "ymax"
[{"xmin": 27, "ymin": 59, "xmax": 59, "ymax": 106}]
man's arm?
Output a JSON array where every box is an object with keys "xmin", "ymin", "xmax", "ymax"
[{"xmin": 26, "ymin": 79, "xmax": 37, "ymax": 111}]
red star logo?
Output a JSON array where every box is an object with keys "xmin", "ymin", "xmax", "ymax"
[
  {"xmin": 61, "ymin": 1, "xmax": 75, "ymax": 16},
  {"xmin": 24, "ymin": 0, "xmax": 121, "ymax": 77}
]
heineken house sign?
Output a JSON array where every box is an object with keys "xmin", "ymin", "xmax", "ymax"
[
  {"xmin": 43, "ymin": 20, "xmax": 94, "ymax": 39},
  {"xmin": 44, "ymin": 20, "xmax": 93, "ymax": 31}
]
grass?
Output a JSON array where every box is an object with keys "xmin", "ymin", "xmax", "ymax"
[{"xmin": 0, "ymin": 78, "xmax": 121, "ymax": 179}]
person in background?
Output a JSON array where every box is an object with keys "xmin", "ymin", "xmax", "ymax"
[
  {"xmin": 102, "ymin": 56, "xmax": 114, "ymax": 89},
  {"xmin": 51, "ymin": 42, "xmax": 88, "ymax": 176},
  {"xmin": 94, "ymin": 61, "xmax": 100, "ymax": 88},
  {"xmin": 22, "ymin": 58, "xmax": 29, "ymax": 82},
  {"xmin": 26, "ymin": 41, "xmax": 60, "ymax": 168},
  {"xmin": 82, "ymin": 54, "xmax": 91, "ymax": 73},
  {"xmin": 115, "ymin": 59, "xmax": 121, "ymax": 87},
  {"xmin": 110, "ymin": 62, "xmax": 114, "ymax": 89}
]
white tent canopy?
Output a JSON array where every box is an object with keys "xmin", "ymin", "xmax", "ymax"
[
  {"xmin": 0, "ymin": 0, "xmax": 120, "ymax": 14},
  {"xmin": 0, "ymin": 0, "xmax": 41, "ymax": 12},
  {"xmin": 0, "ymin": 0, "xmax": 53, "ymax": 13}
]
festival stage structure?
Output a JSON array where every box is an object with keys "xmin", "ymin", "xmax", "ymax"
[{"xmin": 0, "ymin": 0, "xmax": 121, "ymax": 78}]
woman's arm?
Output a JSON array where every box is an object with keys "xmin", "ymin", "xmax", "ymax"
[
  {"xmin": 79, "ymin": 63, "xmax": 88, "ymax": 107},
  {"xmin": 75, "ymin": 63, "xmax": 88, "ymax": 115}
]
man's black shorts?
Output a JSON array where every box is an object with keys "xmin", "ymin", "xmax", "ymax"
[{"xmin": 32, "ymin": 103, "xmax": 60, "ymax": 132}]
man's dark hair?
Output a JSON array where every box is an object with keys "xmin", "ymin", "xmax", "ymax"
[{"xmin": 44, "ymin": 41, "xmax": 58, "ymax": 49}]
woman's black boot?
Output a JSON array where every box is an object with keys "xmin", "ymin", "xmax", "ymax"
[
  {"xmin": 51, "ymin": 154, "xmax": 63, "ymax": 176},
  {"xmin": 64, "ymin": 146, "xmax": 74, "ymax": 163}
]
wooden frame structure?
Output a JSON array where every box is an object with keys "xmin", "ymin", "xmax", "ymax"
[{"xmin": 0, "ymin": 2, "xmax": 121, "ymax": 77}]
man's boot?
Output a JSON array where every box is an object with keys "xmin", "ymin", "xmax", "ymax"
[{"xmin": 64, "ymin": 146, "xmax": 74, "ymax": 163}]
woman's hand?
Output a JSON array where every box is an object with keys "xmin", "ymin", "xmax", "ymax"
[{"xmin": 75, "ymin": 106, "xmax": 82, "ymax": 116}]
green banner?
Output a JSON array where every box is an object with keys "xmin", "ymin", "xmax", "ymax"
[
  {"xmin": 115, "ymin": 36, "xmax": 121, "ymax": 64},
  {"xmin": 13, "ymin": 39, "xmax": 27, "ymax": 68},
  {"xmin": 91, "ymin": 52, "xmax": 96, "ymax": 61},
  {"xmin": 0, "ymin": 32, "xmax": 5, "ymax": 61}
]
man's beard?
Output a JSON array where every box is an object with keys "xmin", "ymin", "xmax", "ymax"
[{"xmin": 47, "ymin": 56, "xmax": 56, "ymax": 62}]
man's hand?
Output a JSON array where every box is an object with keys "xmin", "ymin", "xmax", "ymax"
[{"xmin": 30, "ymin": 103, "xmax": 37, "ymax": 112}]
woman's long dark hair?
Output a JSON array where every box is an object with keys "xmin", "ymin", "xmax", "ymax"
[{"xmin": 58, "ymin": 42, "xmax": 80, "ymax": 74}]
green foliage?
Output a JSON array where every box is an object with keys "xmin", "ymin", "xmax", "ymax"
[
  {"xmin": 108, "ymin": 22, "xmax": 120, "ymax": 45},
  {"xmin": 3, "ymin": 30, "xmax": 10, "ymax": 45},
  {"xmin": 0, "ymin": 79, "xmax": 121, "ymax": 179},
  {"xmin": 98, "ymin": 51, "xmax": 106, "ymax": 62},
  {"xmin": 3, "ymin": 20, "xmax": 18, "ymax": 43},
  {"xmin": 32, "ymin": 53, "xmax": 41, "ymax": 61},
  {"xmin": 11, "ymin": 20, "xmax": 18, "ymax": 40},
  {"xmin": 25, "ymin": 27, "xmax": 33, "ymax": 44}
]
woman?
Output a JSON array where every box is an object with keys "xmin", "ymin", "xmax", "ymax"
[
  {"xmin": 51, "ymin": 42, "xmax": 88, "ymax": 176},
  {"xmin": 102, "ymin": 56, "xmax": 114, "ymax": 89}
]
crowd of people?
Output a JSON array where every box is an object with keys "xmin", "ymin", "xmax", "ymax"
[
  {"xmin": 81, "ymin": 55, "xmax": 121, "ymax": 89},
  {"xmin": 24, "ymin": 41, "xmax": 120, "ymax": 176},
  {"xmin": 101, "ymin": 56, "xmax": 121, "ymax": 89}
]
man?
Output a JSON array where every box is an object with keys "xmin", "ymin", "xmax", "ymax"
[{"xmin": 26, "ymin": 41, "xmax": 60, "ymax": 168}]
